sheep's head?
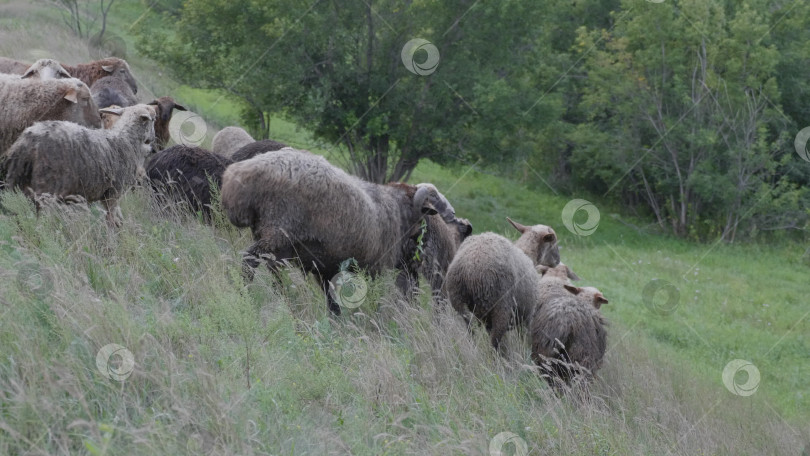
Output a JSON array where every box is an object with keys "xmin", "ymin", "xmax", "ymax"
[
  {"xmin": 100, "ymin": 58, "xmax": 138, "ymax": 94},
  {"xmin": 62, "ymin": 79, "xmax": 101, "ymax": 128},
  {"xmin": 508, "ymin": 217, "xmax": 560, "ymax": 267},
  {"xmin": 22, "ymin": 59, "xmax": 71, "ymax": 80},
  {"xmin": 537, "ymin": 262, "xmax": 580, "ymax": 281},
  {"xmin": 147, "ymin": 96, "xmax": 188, "ymax": 150},
  {"xmin": 563, "ymin": 284, "xmax": 609, "ymax": 309},
  {"xmin": 99, "ymin": 104, "xmax": 156, "ymax": 157}
]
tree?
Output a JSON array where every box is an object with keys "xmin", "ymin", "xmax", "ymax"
[{"xmin": 136, "ymin": 0, "xmax": 557, "ymax": 183}]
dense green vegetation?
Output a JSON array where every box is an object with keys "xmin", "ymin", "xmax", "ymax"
[
  {"xmin": 0, "ymin": 0, "xmax": 808, "ymax": 454},
  {"xmin": 135, "ymin": 0, "xmax": 810, "ymax": 240}
]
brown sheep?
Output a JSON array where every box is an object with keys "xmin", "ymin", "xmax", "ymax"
[
  {"xmin": 220, "ymin": 149, "xmax": 465, "ymax": 315},
  {"xmin": 0, "ymin": 57, "xmax": 138, "ymax": 94},
  {"xmin": 443, "ymin": 221, "xmax": 561, "ymax": 351},
  {"xmin": 530, "ymin": 284, "xmax": 608, "ymax": 387},
  {"xmin": 146, "ymin": 97, "xmax": 188, "ymax": 151}
]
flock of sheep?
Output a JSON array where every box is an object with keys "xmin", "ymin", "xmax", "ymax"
[{"xmin": 0, "ymin": 55, "xmax": 610, "ymax": 389}]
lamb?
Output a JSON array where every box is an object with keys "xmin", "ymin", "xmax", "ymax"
[
  {"xmin": 20, "ymin": 59, "xmax": 72, "ymax": 80},
  {"xmin": 442, "ymin": 221, "xmax": 561, "ymax": 350},
  {"xmin": 530, "ymin": 284, "xmax": 608, "ymax": 386},
  {"xmin": 91, "ymin": 75, "xmax": 138, "ymax": 108},
  {"xmin": 220, "ymin": 149, "xmax": 465, "ymax": 314},
  {"xmin": 146, "ymin": 97, "xmax": 188, "ymax": 151},
  {"xmin": 0, "ymin": 57, "xmax": 138, "ymax": 94},
  {"xmin": 146, "ymin": 144, "xmax": 233, "ymax": 218},
  {"xmin": 211, "ymin": 126, "xmax": 255, "ymax": 159},
  {"xmin": 3, "ymin": 104, "xmax": 156, "ymax": 226},
  {"xmin": 0, "ymin": 76, "xmax": 101, "ymax": 156},
  {"xmin": 231, "ymin": 139, "xmax": 289, "ymax": 162}
]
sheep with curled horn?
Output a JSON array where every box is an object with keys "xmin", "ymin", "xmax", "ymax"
[
  {"xmin": 442, "ymin": 219, "xmax": 561, "ymax": 352},
  {"xmin": 220, "ymin": 148, "xmax": 467, "ymax": 314}
]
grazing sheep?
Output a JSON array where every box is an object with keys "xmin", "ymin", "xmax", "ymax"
[
  {"xmin": 220, "ymin": 149, "xmax": 464, "ymax": 314},
  {"xmin": 146, "ymin": 97, "xmax": 187, "ymax": 151},
  {"xmin": 146, "ymin": 144, "xmax": 233, "ymax": 218},
  {"xmin": 20, "ymin": 59, "xmax": 72, "ymax": 80},
  {"xmin": 3, "ymin": 104, "xmax": 156, "ymax": 226},
  {"xmin": 443, "ymin": 221, "xmax": 561, "ymax": 351},
  {"xmin": 0, "ymin": 76, "xmax": 101, "ymax": 156},
  {"xmin": 91, "ymin": 75, "xmax": 137, "ymax": 108},
  {"xmin": 530, "ymin": 284, "xmax": 608, "ymax": 386},
  {"xmin": 0, "ymin": 57, "xmax": 138, "ymax": 94},
  {"xmin": 212, "ymin": 126, "xmax": 255, "ymax": 159},
  {"xmin": 231, "ymin": 139, "xmax": 289, "ymax": 162}
]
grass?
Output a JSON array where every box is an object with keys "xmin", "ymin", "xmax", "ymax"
[{"xmin": 1, "ymin": 1, "xmax": 809, "ymax": 454}]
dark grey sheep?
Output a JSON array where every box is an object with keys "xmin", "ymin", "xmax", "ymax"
[
  {"xmin": 146, "ymin": 144, "xmax": 233, "ymax": 219},
  {"xmin": 91, "ymin": 75, "xmax": 138, "ymax": 108},
  {"xmin": 220, "ymin": 149, "xmax": 465, "ymax": 314},
  {"xmin": 231, "ymin": 139, "xmax": 289, "ymax": 162}
]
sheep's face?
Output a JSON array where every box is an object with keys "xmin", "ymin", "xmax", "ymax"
[
  {"xmin": 22, "ymin": 59, "xmax": 71, "ymax": 80},
  {"xmin": 562, "ymin": 284, "xmax": 609, "ymax": 309},
  {"xmin": 537, "ymin": 263, "xmax": 580, "ymax": 281},
  {"xmin": 63, "ymin": 80, "xmax": 102, "ymax": 128},
  {"xmin": 508, "ymin": 217, "xmax": 560, "ymax": 268},
  {"xmin": 101, "ymin": 58, "xmax": 139, "ymax": 95}
]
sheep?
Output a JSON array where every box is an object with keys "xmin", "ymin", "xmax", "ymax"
[
  {"xmin": 146, "ymin": 97, "xmax": 188, "ymax": 151},
  {"xmin": 0, "ymin": 57, "xmax": 29, "ymax": 74},
  {"xmin": 146, "ymin": 144, "xmax": 233, "ymax": 219},
  {"xmin": 536, "ymin": 262, "xmax": 582, "ymax": 305},
  {"xmin": 100, "ymin": 104, "xmax": 122, "ymax": 129},
  {"xmin": 0, "ymin": 57, "xmax": 138, "ymax": 94},
  {"xmin": 0, "ymin": 76, "xmax": 101, "ymax": 156},
  {"xmin": 211, "ymin": 126, "xmax": 255, "ymax": 159},
  {"xmin": 91, "ymin": 75, "xmax": 137, "ymax": 108},
  {"xmin": 20, "ymin": 59, "xmax": 72, "ymax": 80},
  {"xmin": 231, "ymin": 139, "xmax": 289, "ymax": 162},
  {"xmin": 416, "ymin": 212, "xmax": 473, "ymax": 298},
  {"xmin": 220, "ymin": 149, "xmax": 465, "ymax": 314},
  {"xmin": 442, "ymin": 221, "xmax": 561, "ymax": 351},
  {"xmin": 530, "ymin": 284, "xmax": 608, "ymax": 387},
  {"xmin": 3, "ymin": 104, "xmax": 156, "ymax": 226}
]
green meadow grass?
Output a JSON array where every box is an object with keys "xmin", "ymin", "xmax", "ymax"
[{"xmin": 0, "ymin": 1, "xmax": 808, "ymax": 454}]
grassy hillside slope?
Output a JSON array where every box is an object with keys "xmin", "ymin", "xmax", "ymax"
[{"xmin": 0, "ymin": 1, "xmax": 808, "ymax": 454}]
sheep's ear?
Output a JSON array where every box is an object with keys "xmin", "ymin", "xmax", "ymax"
[
  {"xmin": 146, "ymin": 99, "xmax": 158, "ymax": 106},
  {"xmin": 21, "ymin": 67, "xmax": 36, "ymax": 79},
  {"xmin": 101, "ymin": 65, "xmax": 114, "ymax": 73},
  {"xmin": 173, "ymin": 103, "xmax": 187, "ymax": 111},
  {"xmin": 536, "ymin": 265, "xmax": 550, "ymax": 275},
  {"xmin": 63, "ymin": 88, "xmax": 78, "ymax": 103},
  {"xmin": 594, "ymin": 294, "xmax": 608, "ymax": 309},
  {"xmin": 507, "ymin": 217, "xmax": 528, "ymax": 234},
  {"xmin": 459, "ymin": 220, "xmax": 473, "ymax": 237},
  {"xmin": 567, "ymin": 267, "xmax": 581, "ymax": 281},
  {"xmin": 563, "ymin": 284, "xmax": 582, "ymax": 295},
  {"xmin": 99, "ymin": 106, "xmax": 124, "ymax": 116}
]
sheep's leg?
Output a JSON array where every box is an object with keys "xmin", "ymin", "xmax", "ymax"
[{"xmin": 100, "ymin": 198, "xmax": 122, "ymax": 228}]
